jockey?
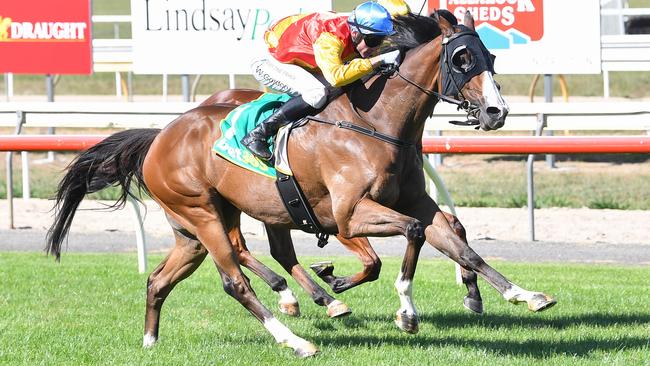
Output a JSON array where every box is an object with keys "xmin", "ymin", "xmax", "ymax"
[{"xmin": 242, "ymin": 0, "xmax": 410, "ymax": 161}]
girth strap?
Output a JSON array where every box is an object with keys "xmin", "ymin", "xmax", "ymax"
[{"xmin": 275, "ymin": 171, "xmax": 330, "ymax": 248}]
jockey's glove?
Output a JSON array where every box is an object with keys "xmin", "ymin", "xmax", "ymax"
[{"xmin": 376, "ymin": 50, "xmax": 400, "ymax": 66}]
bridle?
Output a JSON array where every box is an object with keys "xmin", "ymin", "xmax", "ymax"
[
  {"xmin": 308, "ymin": 21, "xmax": 495, "ymax": 146},
  {"xmin": 392, "ymin": 67, "xmax": 481, "ymax": 127},
  {"xmin": 386, "ymin": 27, "xmax": 496, "ymax": 128}
]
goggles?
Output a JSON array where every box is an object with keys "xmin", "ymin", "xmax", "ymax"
[{"xmin": 363, "ymin": 34, "xmax": 385, "ymax": 48}]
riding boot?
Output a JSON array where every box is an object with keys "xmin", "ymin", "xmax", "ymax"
[{"xmin": 241, "ymin": 95, "xmax": 315, "ymax": 161}]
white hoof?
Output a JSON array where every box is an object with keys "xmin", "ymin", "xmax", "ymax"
[{"xmin": 292, "ymin": 341, "xmax": 320, "ymax": 358}]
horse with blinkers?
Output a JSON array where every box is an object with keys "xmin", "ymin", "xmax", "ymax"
[{"xmin": 47, "ymin": 11, "xmax": 555, "ymax": 358}]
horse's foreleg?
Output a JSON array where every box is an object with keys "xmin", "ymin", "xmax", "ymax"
[
  {"xmin": 266, "ymin": 225, "xmax": 351, "ymax": 318},
  {"xmin": 338, "ymin": 198, "xmax": 427, "ymax": 333},
  {"xmin": 310, "ymin": 235, "xmax": 381, "ymax": 294},
  {"xmin": 441, "ymin": 211, "xmax": 483, "ymax": 314},
  {"xmin": 144, "ymin": 231, "xmax": 208, "ymax": 347},
  {"xmin": 228, "ymin": 226, "xmax": 300, "ymax": 316},
  {"xmin": 425, "ymin": 211, "xmax": 556, "ymax": 312}
]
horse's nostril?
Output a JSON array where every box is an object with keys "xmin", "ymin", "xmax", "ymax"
[{"xmin": 486, "ymin": 106, "xmax": 501, "ymax": 116}]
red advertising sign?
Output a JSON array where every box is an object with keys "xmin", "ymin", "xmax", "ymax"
[
  {"xmin": 431, "ymin": 0, "xmax": 544, "ymax": 49},
  {"xmin": 0, "ymin": 0, "xmax": 92, "ymax": 74}
]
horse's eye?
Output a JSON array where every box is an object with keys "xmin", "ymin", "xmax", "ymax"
[{"xmin": 451, "ymin": 46, "xmax": 474, "ymax": 73}]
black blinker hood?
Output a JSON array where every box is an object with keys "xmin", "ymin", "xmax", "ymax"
[{"xmin": 440, "ymin": 26, "xmax": 495, "ymax": 97}]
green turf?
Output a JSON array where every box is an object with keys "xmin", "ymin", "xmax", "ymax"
[{"xmin": 1, "ymin": 253, "xmax": 648, "ymax": 365}]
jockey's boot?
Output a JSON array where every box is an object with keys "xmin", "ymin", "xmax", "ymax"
[{"xmin": 241, "ymin": 96, "xmax": 314, "ymax": 161}]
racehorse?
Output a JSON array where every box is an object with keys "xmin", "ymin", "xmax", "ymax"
[
  {"xmin": 201, "ymin": 88, "xmax": 486, "ymax": 314},
  {"xmin": 47, "ymin": 12, "xmax": 555, "ymax": 357}
]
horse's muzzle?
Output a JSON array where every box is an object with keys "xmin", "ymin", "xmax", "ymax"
[{"xmin": 478, "ymin": 105, "xmax": 508, "ymax": 131}]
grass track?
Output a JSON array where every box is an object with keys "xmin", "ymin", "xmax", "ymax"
[{"xmin": 1, "ymin": 253, "xmax": 649, "ymax": 365}]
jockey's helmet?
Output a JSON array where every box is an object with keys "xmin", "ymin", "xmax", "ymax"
[{"xmin": 348, "ymin": 2, "xmax": 395, "ymax": 36}]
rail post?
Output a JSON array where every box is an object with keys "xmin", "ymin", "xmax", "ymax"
[
  {"xmin": 526, "ymin": 113, "xmax": 546, "ymax": 241},
  {"xmin": 6, "ymin": 111, "xmax": 26, "ymax": 229}
]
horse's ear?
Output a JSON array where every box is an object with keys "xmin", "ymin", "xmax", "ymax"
[
  {"xmin": 463, "ymin": 10, "xmax": 475, "ymax": 31},
  {"xmin": 436, "ymin": 11, "xmax": 455, "ymax": 36}
]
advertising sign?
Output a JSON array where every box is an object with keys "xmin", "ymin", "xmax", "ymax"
[
  {"xmin": 130, "ymin": 0, "xmax": 332, "ymax": 74},
  {"xmin": 405, "ymin": 0, "xmax": 601, "ymax": 74},
  {"xmin": 0, "ymin": 0, "xmax": 92, "ymax": 74}
]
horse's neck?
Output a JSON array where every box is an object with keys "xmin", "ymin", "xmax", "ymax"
[{"xmin": 367, "ymin": 41, "xmax": 441, "ymax": 145}]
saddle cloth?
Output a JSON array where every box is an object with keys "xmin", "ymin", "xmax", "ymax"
[{"xmin": 212, "ymin": 92, "xmax": 296, "ymax": 179}]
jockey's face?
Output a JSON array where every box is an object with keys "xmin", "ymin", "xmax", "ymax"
[{"xmin": 352, "ymin": 30, "xmax": 381, "ymax": 58}]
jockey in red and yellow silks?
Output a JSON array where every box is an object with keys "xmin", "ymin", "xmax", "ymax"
[
  {"xmin": 242, "ymin": 1, "xmax": 410, "ymax": 161},
  {"xmin": 265, "ymin": 12, "xmax": 373, "ymax": 87}
]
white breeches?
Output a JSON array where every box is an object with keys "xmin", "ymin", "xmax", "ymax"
[{"xmin": 251, "ymin": 56, "xmax": 328, "ymax": 108}]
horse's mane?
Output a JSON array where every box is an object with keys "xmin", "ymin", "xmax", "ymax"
[{"xmin": 387, "ymin": 13, "xmax": 442, "ymax": 50}]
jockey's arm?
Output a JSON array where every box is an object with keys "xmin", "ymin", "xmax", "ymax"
[{"xmin": 313, "ymin": 32, "xmax": 376, "ymax": 87}]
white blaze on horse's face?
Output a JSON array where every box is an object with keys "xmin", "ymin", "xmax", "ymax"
[{"xmin": 478, "ymin": 71, "xmax": 509, "ymax": 130}]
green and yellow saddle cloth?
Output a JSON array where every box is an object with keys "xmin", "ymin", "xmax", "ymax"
[{"xmin": 212, "ymin": 92, "xmax": 292, "ymax": 179}]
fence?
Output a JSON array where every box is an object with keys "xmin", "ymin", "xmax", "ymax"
[
  {"xmin": 2, "ymin": 100, "xmax": 650, "ymax": 271},
  {"xmin": 3, "ymin": 133, "xmax": 649, "ymax": 274}
]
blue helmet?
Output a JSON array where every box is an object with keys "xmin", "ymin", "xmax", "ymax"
[{"xmin": 348, "ymin": 1, "xmax": 395, "ymax": 36}]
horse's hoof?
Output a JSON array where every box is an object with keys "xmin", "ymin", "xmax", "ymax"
[
  {"xmin": 310, "ymin": 261, "xmax": 334, "ymax": 278},
  {"xmin": 326, "ymin": 300, "xmax": 352, "ymax": 318},
  {"xmin": 395, "ymin": 311, "xmax": 419, "ymax": 334},
  {"xmin": 293, "ymin": 342, "xmax": 320, "ymax": 358},
  {"xmin": 142, "ymin": 334, "xmax": 157, "ymax": 348},
  {"xmin": 279, "ymin": 302, "xmax": 301, "ymax": 317},
  {"xmin": 528, "ymin": 293, "xmax": 557, "ymax": 312},
  {"xmin": 463, "ymin": 296, "xmax": 484, "ymax": 314}
]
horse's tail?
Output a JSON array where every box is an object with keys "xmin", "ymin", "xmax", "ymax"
[{"xmin": 45, "ymin": 128, "xmax": 161, "ymax": 260}]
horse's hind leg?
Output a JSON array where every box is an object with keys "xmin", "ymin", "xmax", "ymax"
[
  {"xmin": 266, "ymin": 225, "xmax": 351, "ymax": 318},
  {"xmin": 144, "ymin": 230, "xmax": 208, "ymax": 347},
  {"xmin": 310, "ymin": 235, "xmax": 381, "ymax": 294},
  {"xmin": 195, "ymin": 219, "xmax": 318, "ymax": 357},
  {"xmin": 441, "ymin": 211, "xmax": 483, "ymax": 314},
  {"xmin": 229, "ymin": 225, "xmax": 301, "ymax": 317},
  {"xmin": 426, "ymin": 210, "xmax": 556, "ymax": 312}
]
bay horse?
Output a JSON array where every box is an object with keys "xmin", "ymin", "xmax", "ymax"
[
  {"xmin": 201, "ymin": 87, "xmax": 486, "ymax": 314},
  {"xmin": 47, "ymin": 12, "xmax": 555, "ymax": 357}
]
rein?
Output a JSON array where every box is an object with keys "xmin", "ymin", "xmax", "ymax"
[{"xmin": 394, "ymin": 69, "xmax": 480, "ymax": 127}]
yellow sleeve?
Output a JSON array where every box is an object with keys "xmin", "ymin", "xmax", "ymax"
[
  {"xmin": 313, "ymin": 32, "xmax": 373, "ymax": 87},
  {"xmin": 378, "ymin": 0, "xmax": 411, "ymax": 17}
]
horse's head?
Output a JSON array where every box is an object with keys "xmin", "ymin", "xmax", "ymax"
[{"xmin": 435, "ymin": 11, "xmax": 508, "ymax": 131}]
